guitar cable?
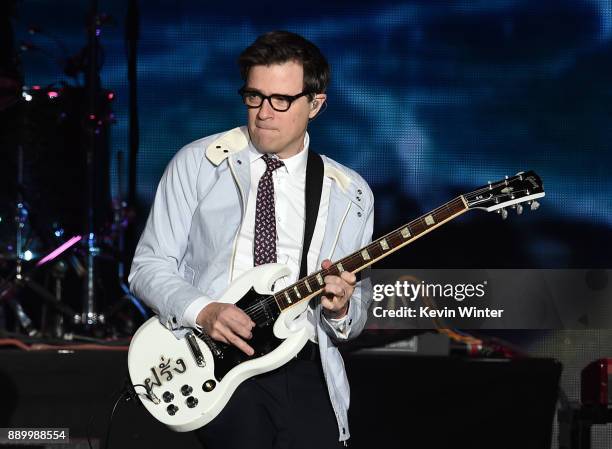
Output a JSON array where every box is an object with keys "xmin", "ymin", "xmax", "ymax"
[{"xmin": 87, "ymin": 378, "xmax": 151, "ymax": 449}]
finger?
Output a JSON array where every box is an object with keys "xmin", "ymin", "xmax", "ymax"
[
  {"xmin": 324, "ymin": 274, "xmax": 342, "ymax": 285},
  {"xmin": 323, "ymin": 283, "xmax": 345, "ymax": 298},
  {"xmin": 340, "ymin": 271, "xmax": 356, "ymax": 285},
  {"xmin": 211, "ymin": 333, "xmax": 230, "ymax": 345},
  {"xmin": 320, "ymin": 296, "xmax": 336, "ymax": 311},
  {"xmin": 226, "ymin": 332, "xmax": 255, "ymax": 356},
  {"xmin": 321, "ymin": 296, "xmax": 344, "ymax": 313},
  {"xmin": 227, "ymin": 315, "xmax": 254, "ymax": 340},
  {"xmin": 321, "ymin": 259, "xmax": 332, "ymax": 270},
  {"xmin": 216, "ymin": 322, "xmax": 255, "ymax": 355},
  {"xmin": 229, "ymin": 305, "xmax": 256, "ymax": 328},
  {"xmin": 208, "ymin": 323, "xmax": 230, "ymax": 344}
]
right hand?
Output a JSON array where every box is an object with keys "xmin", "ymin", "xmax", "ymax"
[{"xmin": 196, "ymin": 303, "xmax": 256, "ymax": 356}]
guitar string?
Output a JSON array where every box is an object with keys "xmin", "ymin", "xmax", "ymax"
[{"xmin": 463, "ymin": 176, "xmax": 539, "ymax": 201}]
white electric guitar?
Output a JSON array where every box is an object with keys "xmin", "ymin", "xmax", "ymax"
[{"xmin": 128, "ymin": 171, "xmax": 545, "ymax": 431}]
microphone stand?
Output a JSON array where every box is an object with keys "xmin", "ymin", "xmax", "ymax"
[{"xmin": 80, "ymin": 0, "xmax": 105, "ymax": 329}]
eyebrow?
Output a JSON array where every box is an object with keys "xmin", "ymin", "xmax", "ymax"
[{"xmin": 243, "ymin": 87, "xmax": 295, "ymax": 97}]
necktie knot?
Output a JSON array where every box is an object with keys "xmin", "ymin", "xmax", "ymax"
[{"xmin": 262, "ymin": 153, "xmax": 284, "ymax": 173}]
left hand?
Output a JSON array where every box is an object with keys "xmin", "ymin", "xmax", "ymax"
[{"xmin": 320, "ymin": 259, "xmax": 356, "ymax": 319}]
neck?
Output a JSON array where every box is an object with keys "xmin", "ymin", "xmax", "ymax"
[{"xmin": 275, "ymin": 137, "xmax": 305, "ymax": 160}]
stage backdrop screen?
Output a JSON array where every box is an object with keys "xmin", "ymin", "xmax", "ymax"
[{"xmin": 14, "ymin": 0, "xmax": 612, "ymax": 268}]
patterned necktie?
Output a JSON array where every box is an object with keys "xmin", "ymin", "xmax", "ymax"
[{"xmin": 254, "ymin": 154, "xmax": 285, "ymax": 266}]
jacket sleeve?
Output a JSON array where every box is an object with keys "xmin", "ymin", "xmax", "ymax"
[
  {"xmin": 128, "ymin": 144, "xmax": 216, "ymax": 331},
  {"xmin": 320, "ymin": 186, "xmax": 374, "ymax": 342}
]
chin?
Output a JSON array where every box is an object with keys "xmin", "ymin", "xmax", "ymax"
[{"xmin": 252, "ymin": 136, "xmax": 282, "ymax": 154}]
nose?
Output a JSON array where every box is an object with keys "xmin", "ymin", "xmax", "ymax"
[{"xmin": 256, "ymin": 97, "xmax": 274, "ymax": 120}]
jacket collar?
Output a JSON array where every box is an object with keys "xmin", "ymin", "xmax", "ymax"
[{"xmin": 205, "ymin": 126, "xmax": 354, "ymax": 194}]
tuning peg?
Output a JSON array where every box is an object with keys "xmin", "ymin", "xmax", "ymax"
[
  {"xmin": 516, "ymin": 204, "xmax": 523, "ymax": 215},
  {"xmin": 498, "ymin": 208, "xmax": 508, "ymax": 220},
  {"xmin": 488, "ymin": 181, "xmax": 492, "ymax": 190},
  {"xmin": 530, "ymin": 200, "xmax": 540, "ymax": 211},
  {"xmin": 504, "ymin": 175, "xmax": 509, "ymax": 185}
]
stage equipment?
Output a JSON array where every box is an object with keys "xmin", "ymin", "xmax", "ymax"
[{"xmin": 0, "ymin": 1, "xmax": 147, "ymax": 339}]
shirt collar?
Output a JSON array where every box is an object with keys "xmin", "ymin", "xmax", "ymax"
[{"xmin": 248, "ymin": 132, "xmax": 309, "ymax": 176}]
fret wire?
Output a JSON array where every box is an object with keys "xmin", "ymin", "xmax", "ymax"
[
  {"xmin": 300, "ymin": 280, "xmax": 311, "ymax": 297},
  {"xmin": 296, "ymin": 282, "xmax": 306, "ymax": 298}
]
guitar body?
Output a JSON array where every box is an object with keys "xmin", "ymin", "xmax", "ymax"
[{"xmin": 127, "ymin": 263, "xmax": 313, "ymax": 431}]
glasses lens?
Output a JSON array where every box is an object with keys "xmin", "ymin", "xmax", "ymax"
[
  {"xmin": 270, "ymin": 95, "xmax": 291, "ymax": 111},
  {"xmin": 242, "ymin": 91, "xmax": 262, "ymax": 107}
]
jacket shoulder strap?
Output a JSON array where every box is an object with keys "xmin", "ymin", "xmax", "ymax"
[{"xmin": 299, "ymin": 150, "xmax": 324, "ymax": 279}]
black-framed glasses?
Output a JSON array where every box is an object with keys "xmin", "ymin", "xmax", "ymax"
[{"xmin": 238, "ymin": 87, "xmax": 312, "ymax": 112}]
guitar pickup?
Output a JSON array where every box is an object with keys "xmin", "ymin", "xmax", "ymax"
[{"xmin": 186, "ymin": 332, "xmax": 206, "ymax": 367}]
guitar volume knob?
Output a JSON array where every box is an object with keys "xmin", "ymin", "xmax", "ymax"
[
  {"xmin": 186, "ymin": 396, "xmax": 199, "ymax": 408},
  {"xmin": 162, "ymin": 391, "xmax": 174, "ymax": 403},
  {"xmin": 166, "ymin": 404, "xmax": 179, "ymax": 416},
  {"xmin": 181, "ymin": 384, "xmax": 193, "ymax": 396}
]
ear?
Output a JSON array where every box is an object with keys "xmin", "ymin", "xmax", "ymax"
[{"xmin": 308, "ymin": 94, "xmax": 327, "ymax": 119}]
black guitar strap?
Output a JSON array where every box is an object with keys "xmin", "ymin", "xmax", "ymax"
[{"xmin": 299, "ymin": 150, "xmax": 324, "ymax": 279}]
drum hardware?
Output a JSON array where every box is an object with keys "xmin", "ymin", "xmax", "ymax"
[
  {"xmin": 0, "ymin": 1, "xmax": 149, "ymax": 339},
  {"xmin": 0, "ymin": 231, "xmax": 82, "ymax": 336}
]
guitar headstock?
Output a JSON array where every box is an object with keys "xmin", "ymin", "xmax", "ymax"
[{"xmin": 462, "ymin": 171, "xmax": 545, "ymax": 219}]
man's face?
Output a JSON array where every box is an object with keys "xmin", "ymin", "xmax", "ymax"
[{"xmin": 245, "ymin": 60, "xmax": 325, "ymax": 159}]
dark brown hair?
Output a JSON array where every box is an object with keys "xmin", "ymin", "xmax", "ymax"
[{"xmin": 238, "ymin": 31, "xmax": 330, "ymax": 97}]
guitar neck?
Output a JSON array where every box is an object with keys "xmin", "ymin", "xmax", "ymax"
[{"xmin": 273, "ymin": 195, "xmax": 469, "ymax": 311}]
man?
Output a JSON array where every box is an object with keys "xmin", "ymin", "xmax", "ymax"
[{"xmin": 129, "ymin": 31, "xmax": 374, "ymax": 448}]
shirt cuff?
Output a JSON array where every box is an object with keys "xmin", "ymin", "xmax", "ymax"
[
  {"xmin": 183, "ymin": 296, "xmax": 214, "ymax": 329},
  {"xmin": 322, "ymin": 302, "xmax": 351, "ymax": 339}
]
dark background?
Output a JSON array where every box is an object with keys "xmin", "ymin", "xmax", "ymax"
[{"xmin": 7, "ymin": 0, "xmax": 612, "ymax": 269}]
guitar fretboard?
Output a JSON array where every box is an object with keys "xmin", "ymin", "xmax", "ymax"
[{"xmin": 272, "ymin": 196, "xmax": 468, "ymax": 311}]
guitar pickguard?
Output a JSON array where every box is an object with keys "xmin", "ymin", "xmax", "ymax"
[{"xmin": 208, "ymin": 287, "xmax": 283, "ymax": 381}]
